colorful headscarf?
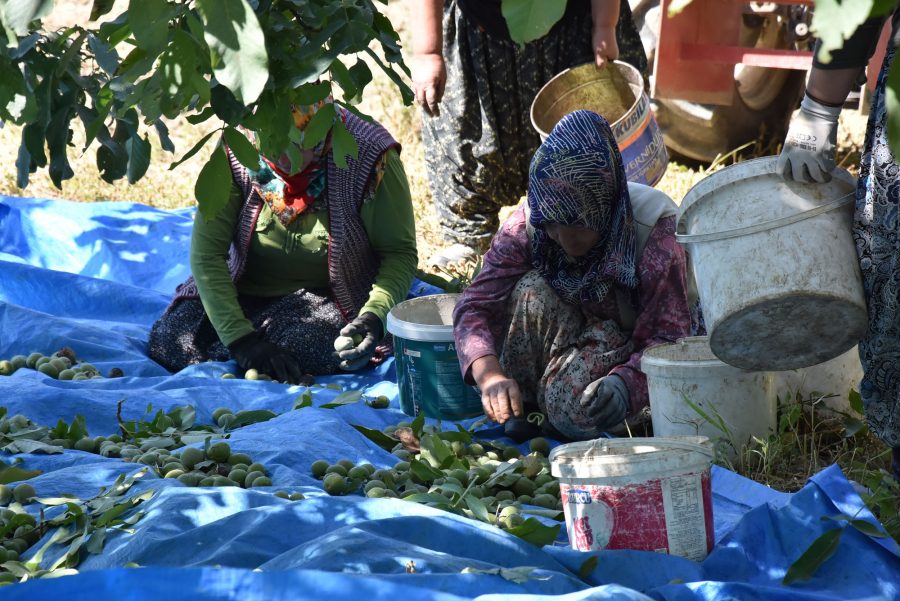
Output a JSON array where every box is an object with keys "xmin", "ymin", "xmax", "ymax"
[
  {"xmin": 527, "ymin": 110, "xmax": 637, "ymax": 305},
  {"xmin": 247, "ymin": 100, "xmax": 336, "ymax": 226}
]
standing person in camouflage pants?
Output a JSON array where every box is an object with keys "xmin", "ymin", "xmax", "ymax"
[{"xmin": 411, "ymin": 0, "xmax": 647, "ymax": 267}]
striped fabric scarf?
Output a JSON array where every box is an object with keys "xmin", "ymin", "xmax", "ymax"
[{"xmin": 527, "ymin": 110, "xmax": 637, "ymax": 305}]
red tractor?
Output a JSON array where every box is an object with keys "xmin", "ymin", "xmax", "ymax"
[{"xmin": 637, "ymin": 0, "xmax": 888, "ymax": 162}]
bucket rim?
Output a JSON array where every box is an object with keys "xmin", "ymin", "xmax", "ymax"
[
  {"xmin": 641, "ymin": 336, "xmax": 749, "ymax": 373},
  {"xmin": 386, "ymin": 293, "xmax": 460, "ymax": 342},
  {"xmin": 676, "ymin": 156, "xmax": 856, "ymax": 243},
  {"xmin": 530, "ymin": 60, "xmax": 644, "ymax": 140},
  {"xmin": 549, "ymin": 435, "xmax": 713, "ymax": 466}
]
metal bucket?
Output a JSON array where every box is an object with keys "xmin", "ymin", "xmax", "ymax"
[
  {"xmin": 677, "ymin": 157, "xmax": 867, "ymax": 371},
  {"xmin": 530, "ymin": 61, "xmax": 668, "ymax": 186}
]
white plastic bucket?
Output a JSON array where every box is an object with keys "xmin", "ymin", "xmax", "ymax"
[
  {"xmin": 386, "ymin": 294, "xmax": 482, "ymax": 420},
  {"xmin": 677, "ymin": 157, "xmax": 867, "ymax": 371},
  {"xmin": 641, "ymin": 337, "xmax": 776, "ymax": 458},
  {"xmin": 777, "ymin": 346, "xmax": 862, "ymax": 414},
  {"xmin": 531, "ymin": 61, "xmax": 668, "ymax": 186},
  {"xmin": 550, "ymin": 436, "xmax": 714, "ymax": 561}
]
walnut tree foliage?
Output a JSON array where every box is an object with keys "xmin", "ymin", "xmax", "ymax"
[{"xmin": 0, "ymin": 0, "xmax": 412, "ymax": 219}]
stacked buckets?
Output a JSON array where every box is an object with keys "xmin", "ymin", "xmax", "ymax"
[
  {"xmin": 640, "ymin": 158, "xmax": 865, "ymax": 455},
  {"xmin": 549, "ymin": 158, "xmax": 865, "ymax": 559}
]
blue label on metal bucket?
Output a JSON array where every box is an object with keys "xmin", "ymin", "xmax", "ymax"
[
  {"xmin": 619, "ymin": 113, "xmax": 668, "ymax": 187},
  {"xmin": 611, "ymin": 92, "xmax": 649, "ymax": 141},
  {"xmin": 609, "ymin": 91, "xmax": 667, "ymax": 187}
]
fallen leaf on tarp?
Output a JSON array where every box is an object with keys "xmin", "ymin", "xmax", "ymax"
[
  {"xmin": 578, "ymin": 555, "xmax": 598, "ymax": 579},
  {"xmin": 351, "ymin": 424, "xmax": 398, "ymax": 451},
  {"xmin": 320, "ymin": 390, "xmax": 363, "ymax": 409},
  {"xmin": 2, "ymin": 439, "xmax": 63, "ymax": 454}
]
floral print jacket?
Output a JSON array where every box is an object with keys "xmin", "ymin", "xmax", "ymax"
[{"xmin": 452, "ymin": 207, "xmax": 693, "ymax": 416}]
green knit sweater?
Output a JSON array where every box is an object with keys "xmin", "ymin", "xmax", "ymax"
[{"xmin": 189, "ymin": 149, "xmax": 417, "ymax": 346}]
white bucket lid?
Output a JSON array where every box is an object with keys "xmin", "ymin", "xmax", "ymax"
[
  {"xmin": 549, "ymin": 436, "xmax": 713, "ymax": 480},
  {"xmin": 386, "ymin": 294, "xmax": 460, "ymax": 342}
]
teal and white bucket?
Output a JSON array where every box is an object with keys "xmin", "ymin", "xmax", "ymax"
[{"xmin": 386, "ymin": 294, "xmax": 482, "ymax": 420}]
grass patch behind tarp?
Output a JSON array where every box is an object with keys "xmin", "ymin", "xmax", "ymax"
[{"xmin": 693, "ymin": 388, "xmax": 898, "ymax": 543}]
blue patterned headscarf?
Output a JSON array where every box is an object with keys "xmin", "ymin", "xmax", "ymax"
[{"xmin": 527, "ymin": 110, "xmax": 637, "ymax": 304}]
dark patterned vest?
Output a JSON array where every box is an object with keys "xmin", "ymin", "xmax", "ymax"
[{"xmin": 171, "ymin": 111, "xmax": 400, "ymax": 322}]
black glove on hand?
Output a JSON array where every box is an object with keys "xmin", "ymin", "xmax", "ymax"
[
  {"xmin": 579, "ymin": 375, "xmax": 629, "ymax": 432},
  {"xmin": 228, "ymin": 331, "xmax": 305, "ymax": 384},
  {"xmin": 335, "ymin": 312, "xmax": 383, "ymax": 371}
]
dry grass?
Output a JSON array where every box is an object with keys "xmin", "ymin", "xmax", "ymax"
[{"xmin": 732, "ymin": 395, "xmax": 898, "ymax": 541}]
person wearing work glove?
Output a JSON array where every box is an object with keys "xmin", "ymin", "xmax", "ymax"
[
  {"xmin": 228, "ymin": 331, "xmax": 308, "ymax": 385},
  {"xmin": 453, "ymin": 110, "xmax": 695, "ymax": 443},
  {"xmin": 777, "ymin": 94, "xmax": 841, "ymax": 183},
  {"xmin": 148, "ymin": 98, "xmax": 418, "ymax": 381},
  {"xmin": 778, "ymin": 13, "xmax": 900, "ymax": 480},
  {"xmin": 410, "ymin": 0, "xmax": 647, "ymax": 269},
  {"xmin": 579, "ymin": 375, "xmax": 629, "ymax": 430},
  {"xmin": 333, "ymin": 312, "xmax": 384, "ymax": 371}
]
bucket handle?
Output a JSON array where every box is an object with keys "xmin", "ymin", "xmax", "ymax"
[{"xmin": 675, "ymin": 190, "xmax": 854, "ymax": 244}]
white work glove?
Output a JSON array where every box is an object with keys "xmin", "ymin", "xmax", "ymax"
[
  {"xmin": 579, "ymin": 375, "xmax": 629, "ymax": 431},
  {"xmin": 777, "ymin": 94, "xmax": 842, "ymax": 184},
  {"xmin": 333, "ymin": 312, "xmax": 383, "ymax": 371}
]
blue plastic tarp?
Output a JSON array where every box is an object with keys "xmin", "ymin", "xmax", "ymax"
[{"xmin": 0, "ymin": 195, "xmax": 897, "ymax": 600}]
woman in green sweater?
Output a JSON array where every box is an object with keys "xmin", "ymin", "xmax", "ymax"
[{"xmin": 149, "ymin": 101, "xmax": 418, "ymax": 383}]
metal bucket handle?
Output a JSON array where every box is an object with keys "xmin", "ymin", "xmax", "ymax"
[{"xmin": 676, "ymin": 190, "xmax": 855, "ymax": 244}]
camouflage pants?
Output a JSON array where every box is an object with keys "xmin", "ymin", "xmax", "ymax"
[
  {"xmin": 423, "ymin": 0, "xmax": 647, "ymax": 253},
  {"xmin": 498, "ymin": 271, "xmax": 633, "ymax": 441}
]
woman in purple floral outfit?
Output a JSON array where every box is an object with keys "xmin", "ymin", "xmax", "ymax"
[{"xmin": 453, "ymin": 110, "xmax": 694, "ymax": 441}]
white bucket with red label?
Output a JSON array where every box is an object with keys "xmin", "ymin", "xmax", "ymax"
[{"xmin": 549, "ymin": 436, "xmax": 714, "ymax": 561}]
